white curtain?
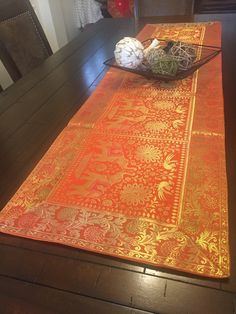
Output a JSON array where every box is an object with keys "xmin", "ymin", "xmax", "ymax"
[{"xmin": 74, "ymin": 0, "xmax": 103, "ymax": 28}]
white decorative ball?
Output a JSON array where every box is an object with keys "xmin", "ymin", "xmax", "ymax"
[{"xmin": 114, "ymin": 37, "xmax": 144, "ymax": 69}]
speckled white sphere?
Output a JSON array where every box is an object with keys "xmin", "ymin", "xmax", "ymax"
[{"xmin": 114, "ymin": 37, "xmax": 144, "ymax": 69}]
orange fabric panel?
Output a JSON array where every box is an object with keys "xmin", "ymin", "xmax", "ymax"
[{"xmin": 0, "ymin": 22, "xmax": 229, "ymax": 278}]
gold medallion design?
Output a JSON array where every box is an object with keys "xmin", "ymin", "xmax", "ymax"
[{"xmin": 136, "ymin": 145, "xmax": 162, "ymax": 162}]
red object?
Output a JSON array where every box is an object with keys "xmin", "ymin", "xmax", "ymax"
[
  {"xmin": 115, "ymin": 0, "xmax": 130, "ymax": 16},
  {"xmin": 108, "ymin": 0, "xmax": 134, "ymax": 17}
]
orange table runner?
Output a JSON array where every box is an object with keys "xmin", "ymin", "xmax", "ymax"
[{"xmin": 0, "ymin": 22, "xmax": 230, "ymax": 278}]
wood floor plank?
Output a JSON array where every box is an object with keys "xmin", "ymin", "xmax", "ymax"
[
  {"xmin": 145, "ymin": 268, "xmax": 221, "ymax": 289},
  {"xmin": 0, "ymin": 235, "xmax": 144, "ymax": 273},
  {"xmin": 0, "ymin": 244, "xmax": 166, "ymax": 313},
  {"xmin": 0, "ymin": 276, "xmax": 154, "ymax": 314},
  {"xmin": 0, "ymin": 245, "xmax": 45, "ymax": 282},
  {"xmin": 0, "ymin": 122, "xmax": 49, "ymax": 174},
  {"xmin": 91, "ymin": 67, "xmax": 109, "ymax": 87},
  {"xmin": 1, "ymin": 294, "xmax": 53, "ymax": 314},
  {"xmin": 0, "ymin": 243, "xmax": 234, "ymax": 314},
  {"xmin": 27, "ymin": 60, "xmax": 105, "ymax": 126},
  {"xmin": 162, "ymin": 279, "xmax": 235, "ymax": 314}
]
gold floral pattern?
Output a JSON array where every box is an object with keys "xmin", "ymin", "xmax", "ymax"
[
  {"xmin": 136, "ymin": 145, "xmax": 162, "ymax": 162},
  {"xmin": 0, "ymin": 22, "xmax": 229, "ymax": 278},
  {"xmin": 153, "ymin": 100, "xmax": 175, "ymax": 110},
  {"xmin": 120, "ymin": 183, "xmax": 151, "ymax": 205},
  {"xmin": 145, "ymin": 121, "xmax": 169, "ymax": 132}
]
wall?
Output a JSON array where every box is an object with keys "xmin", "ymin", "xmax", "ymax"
[
  {"xmin": 60, "ymin": 0, "xmax": 79, "ymax": 42},
  {"xmin": 0, "ymin": 62, "xmax": 13, "ymax": 90},
  {"xmin": 32, "ymin": 0, "xmax": 80, "ymax": 50},
  {"xmin": 48, "ymin": 0, "xmax": 68, "ymax": 49},
  {"xmin": 31, "ymin": 0, "xmax": 59, "ymax": 52}
]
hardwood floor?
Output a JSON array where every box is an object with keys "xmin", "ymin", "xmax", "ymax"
[{"xmin": 0, "ymin": 15, "xmax": 236, "ymax": 313}]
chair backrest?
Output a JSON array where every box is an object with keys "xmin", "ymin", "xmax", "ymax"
[
  {"xmin": 134, "ymin": 0, "xmax": 194, "ymax": 18},
  {"xmin": 194, "ymin": 0, "xmax": 236, "ymax": 13},
  {"xmin": 0, "ymin": 0, "xmax": 52, "ymax": 81}
]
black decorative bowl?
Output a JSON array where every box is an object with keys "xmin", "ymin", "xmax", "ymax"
[{"xmin": 104, "ymin": 38, "xmax": 221, "ymax": 81}]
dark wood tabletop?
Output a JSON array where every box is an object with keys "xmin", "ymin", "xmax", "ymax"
[{"xmin": 0, "ymin": 14, "xmax": 236, "ymax": 314}]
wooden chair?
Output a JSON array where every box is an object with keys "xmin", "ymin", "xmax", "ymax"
[
  {"xmin": 134, "ymin": 0, "xmax": 195, "ymax": 18},
  {"xmin": 195, "ymin": 0, "xmax": 236, "ymax": 13},
  {"xmin": 0, "ymin": 0, "xmax": 52, "ymax": 82}
]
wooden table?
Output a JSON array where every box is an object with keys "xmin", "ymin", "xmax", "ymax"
[{"xmin": 0, "ymin": 15, "xmax": 236, "ymax": 314}]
